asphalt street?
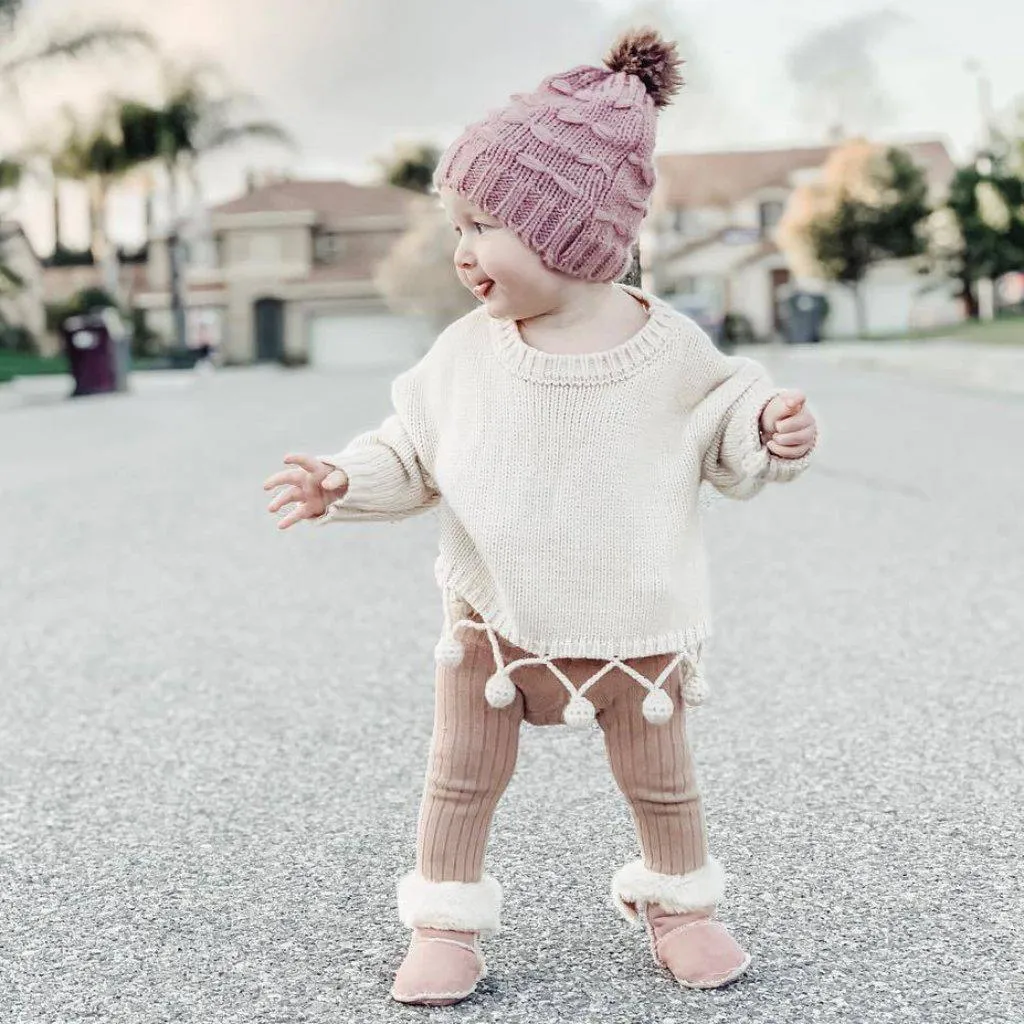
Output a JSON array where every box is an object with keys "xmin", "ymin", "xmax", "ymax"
[{"xmin": 1, "ymin": 352, "xmax": 1021, "ymax": 1023}]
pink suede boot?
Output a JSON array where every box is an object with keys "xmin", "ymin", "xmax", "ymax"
[
  {"xmin": 642, "ymin": 904, "xmax": 751, "ymax": 989},
  {"xmin": 390, "ymin": 927, "xmax": 487, "ymax": 1006}
]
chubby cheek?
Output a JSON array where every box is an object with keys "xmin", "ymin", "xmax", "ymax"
[{"xmin": 479, "ymin": 245, "xmax": 558, "ymax": 317}]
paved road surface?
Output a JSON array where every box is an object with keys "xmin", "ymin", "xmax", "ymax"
[{"xmin": 2, "ymin": 355, "xmax": 1021, "ymax": 1023}]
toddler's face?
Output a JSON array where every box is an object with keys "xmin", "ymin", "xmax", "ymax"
[{"xmin": 439, "ymin": 186, "xmax": 571, "ymax": 320}]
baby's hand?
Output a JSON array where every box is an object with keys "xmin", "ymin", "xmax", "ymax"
[
  {"xmin": 263, "ymin": 453, "xmax": 349, "ymax": 530},
  {"xmin": 759, "ymin": 390, "xmax": 817, "ymax": 459}
]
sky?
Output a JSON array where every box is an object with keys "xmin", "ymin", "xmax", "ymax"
[{"xmin": 4, "ymin": 0, "xmax": 1023, "ymax": 253}]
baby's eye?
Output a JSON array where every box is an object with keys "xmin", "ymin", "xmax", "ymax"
[{"xmin": 474, "ymin": 222, "xmax": 495, "ymax": 233}]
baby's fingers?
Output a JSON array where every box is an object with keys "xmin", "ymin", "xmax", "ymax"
[
  {"xmin": 771, "ymin": 425, "xmax": 816, "ymax": 447},
  {"xmin": 276, "ymin": 503, "xmax": 312, "ymax": 530},
  {"xmin": 767, "ymin": 438, "xmax": 810, "ymax": 458},
  {"xmin": 775, "ymin": 409, "xmax": 814, "ymax": 434},
  {"xmin": 263, "ymin": 468, "xmax": 304, "ymax": 491},
  {"xmin": 283, "ymin": 453, "xmax": 326, "ymax": 476},
  {"xmin": 267, "ymin": 485, "xmax": 301, "ymax": 514}
]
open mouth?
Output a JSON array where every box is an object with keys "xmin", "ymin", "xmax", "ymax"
[{"xmin": 472, "ymin": 280, "xmax": 494, "ymax": 300}]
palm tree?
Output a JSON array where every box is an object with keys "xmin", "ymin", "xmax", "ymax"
[
  {"xmin": 26, "ymin": 101, "xmax": 146, "ymax": 300},
  {"xmin": 118, "ymin": 57, "xmax": 295, "ymax": 352},
  {"xmin": 1, "ymin": 24, "xmax": 154, "ymax": 82},
  {"xmin": 1, "ymin": 5, "xmax": 154, "ymax": 322},
  {"xmin": 31, "ymin": 104, "xmax": 109, "ymax": 261}
]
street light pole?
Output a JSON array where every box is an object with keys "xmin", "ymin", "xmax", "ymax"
[{"xmin": 964, "ymin": 59, "xmax": 994, "ymax": 152}]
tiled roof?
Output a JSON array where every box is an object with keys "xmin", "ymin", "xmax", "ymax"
[
  {"xmin": 655, "ymin": 140, "xmax": 956, "ymax": 208},
  {"xmin": 294, "ymin": 260, "xmax": 376, "ymax": 284},
  {"xmin": 211, "ymin": 179, "xmax": 417, "ymax": 219}
]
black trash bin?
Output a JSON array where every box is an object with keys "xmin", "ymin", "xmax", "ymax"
[
  {"xmin": 784, "ymin": 292, "xmax": 827, "ymax": 343},
  {"xmin": 62, "ymin": 310, "xmax": 130, "ymax": 396}
]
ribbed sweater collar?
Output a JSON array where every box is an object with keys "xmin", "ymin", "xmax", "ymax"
[{"xmin": 487, "ymin": 284, "xmax": 675, "ymax": 385}]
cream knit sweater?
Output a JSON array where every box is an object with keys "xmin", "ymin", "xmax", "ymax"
[{"xmin": 314, "ymin": 285, "xmax": 813, "ymax": 681}]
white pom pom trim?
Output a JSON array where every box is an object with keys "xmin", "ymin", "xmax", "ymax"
[
  {"xmin": 484, "ymin": 671, "xmax": 516, "ymax": 709},
  {"xmin": 642, "ymin": 687, "xmax": 674, "ymax": 725},
  {"xmin": 563, "ymin": 695, "xmax": 597, "ymax": 729},
  {"xmin": 434, "ymin": 636, "xmax": 465, "ymax": 667},
  {"xmin": 683, "ymin": 665, "xmax": 708, "ymax": 707}
]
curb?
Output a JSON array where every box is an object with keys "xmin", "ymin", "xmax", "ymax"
[{"xmin": 761, "ymin": 341, "xmax": 1024, "ymax": 397}]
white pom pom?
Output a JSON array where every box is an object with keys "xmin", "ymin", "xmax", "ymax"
[
  {"xmin": 683, "ymin": 664, "xmax": 708, "ymax": 707},
  {"xmin": 485, "ymin": 670, "xmax": 516, "ymax": 709},
  {"xmin": 562, "ymin": 695, "xmax": 596, "ymax": 729},
  {"xmin": 642, "ymin": 687, "xmax": 674, "ymax": 725},
  {"xmin": 434, "ymin": 636, "xmax": 465, "ymax": 667}
]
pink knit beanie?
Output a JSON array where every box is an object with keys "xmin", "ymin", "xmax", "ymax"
[{"xmin": 434, "ymin": 28, "xmax": 684, "ymax": 283}]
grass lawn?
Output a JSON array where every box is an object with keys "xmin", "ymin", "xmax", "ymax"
[
  {"xmin": 0, "ymin": 351, "xmax": 69, "ymax": 384},
  {"xmin": 0, "ymin": 350, "xmax": 181, "ymax": 385},
  {"xmin": 858, "ymin": 313, "xmax": 1024, "ymax": 345},
  {"xmin": 929, "ymin": 315, "xmax": 1024, "ymax": 345}
]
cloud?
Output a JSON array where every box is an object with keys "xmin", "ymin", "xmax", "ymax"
[
  {"xmin": 16, "ymin": 0, "xmax": 614, "ymax": 168},
  {"xmin": 787, "ymin": 8, "xmax": 912, "ymax": 138},
  {"xmin": 7, "ymin": 0, "xmax": 737, "ymax": 247}
]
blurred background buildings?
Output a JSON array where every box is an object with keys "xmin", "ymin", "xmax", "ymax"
[{"xmin": 2, "ymin": 0, "xmax": 1023, "ymax": 379}]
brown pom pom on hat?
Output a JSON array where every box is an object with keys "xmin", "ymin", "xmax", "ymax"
[
  {"xmin": 604, "ymin": 27, "xmax": 685, "ymax": 108},
  {"xmin": 434, "ymin": 28, "xmax": 684, "ymax": 282}
]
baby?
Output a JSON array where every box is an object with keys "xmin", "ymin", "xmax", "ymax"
[{"xmin": 263, "ymin": 28, "xmax": 817, "ymax": 1006}]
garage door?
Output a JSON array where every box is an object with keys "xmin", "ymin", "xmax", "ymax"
[{"xmin": 308, "ymin": 313, "xmax": 429, "ymax": 371}]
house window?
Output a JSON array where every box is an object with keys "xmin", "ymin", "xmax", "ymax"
[
  {"xmin": 758, "ymin": 200, "xmax": 785, "ymax": 237},
  {"xmin": 315, "ymin": 232, "xmax": 346, "ymax": 264}
]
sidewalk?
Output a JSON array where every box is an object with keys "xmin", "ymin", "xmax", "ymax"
[
  {"xmin": 0, "ymin": 364, "xmax": 238, "ymax": 411},
  {"xmin": 763, "ymin": 339, "xmax": 1024, "ymax": 397}
]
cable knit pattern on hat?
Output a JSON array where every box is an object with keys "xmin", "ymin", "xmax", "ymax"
[
  {"xmin": 312, "ymin": 286, "xmax": 817, "ymax": 664},
  {"xmin": 434, "ymin": 32, "xmax": 681, "ymax": 282}
]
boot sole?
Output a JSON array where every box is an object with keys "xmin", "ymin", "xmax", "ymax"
[{"xmin": 676, "ymin": 953, "xmax": 751, "ymax": 990}]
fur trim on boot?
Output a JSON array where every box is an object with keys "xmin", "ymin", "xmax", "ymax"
[
  {"xmin": 611, "ymin": 858, "xmax": 726, "ymax": 923},
  {"xmin": 397, "ymin": 872, "xmax": 502, "ymax": 935}
]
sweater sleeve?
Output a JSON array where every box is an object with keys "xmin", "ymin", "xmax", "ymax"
[
  {"xmin": 310, "ymin": 372, "xmax": 440, "ymax": 525},
  {"xmin": 699, "ymin": 355, "xmax": 817, "ymax": 502}
]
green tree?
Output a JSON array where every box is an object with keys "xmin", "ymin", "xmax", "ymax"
[
  {"xmin": 375, "ymin": 141, "xmax": 441, "ymax": 195},
  {"xmin": 375, "ymin": 194, "xmax": 476, "ymax": 334},
  {"xmin": 778, "ymin": 142, "xmax": 931, "ymax": 336},
  {"xmin": 117, "ymin": 58, "xmax": 294, "ymax": 352},
  {"xmin": 813, "ymin": 147, "xmax": 930, "ymax": 335},
  {"xmin": 943, "ymin": 153, "xmax": 1024, "ymax": 318},
  {"xmin": 1, "ymin": 5, "xmax": 154, "ymax": 319},
  {"xmin": 20, "ymin": 101, "xmax": 151, "ymax": 303}
]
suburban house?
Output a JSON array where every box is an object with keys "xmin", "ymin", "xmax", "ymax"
[
  {"xmin": 134, "ymin": 177, "xmax": 430, "ymax": 368},
  {"xmin": 642, "ymin": 140, "xmax": 960, "ymax": 339},
  {"xmin": 0, "ymin": 223, "xmax": 47, "ymax": 351}
]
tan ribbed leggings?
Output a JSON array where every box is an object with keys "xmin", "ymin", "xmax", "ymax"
[{"xmin": 416, "ymin": 615, "xmax": 709, "ymax": 883}]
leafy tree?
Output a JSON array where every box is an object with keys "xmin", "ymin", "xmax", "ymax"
[
  {"xmin": 776, "ymin": 140, "xmax": 931, "ymax": 336},
  {"xmin": 376, "ymin": 141, "xmax": 441, "ymax": 195},
  {"xmin": 1, "ymin": 5, "xmax": 153, "ymax": 322},
  {"xmin": 375, "ymin": 194, "xmax": 476, "ymax": 333},
  {"xmin": 117, "ymin": 58, "xmax": 294, "ymax": 352},
  {"xmin": 941, "ymin": 152, "xmax": 1024, "ymax": 318}
]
